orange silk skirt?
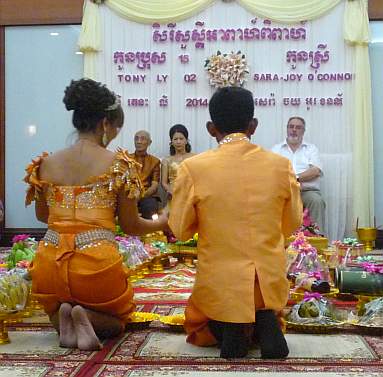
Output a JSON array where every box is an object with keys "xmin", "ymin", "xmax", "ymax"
[{"xmin": 29, "ymin": 232, "xmax": 135, "ymax": 325}]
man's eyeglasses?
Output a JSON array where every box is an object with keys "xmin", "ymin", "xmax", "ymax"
[{"xmin": 287, "ymin": 124, "xmax": 304, "ymax": 130}]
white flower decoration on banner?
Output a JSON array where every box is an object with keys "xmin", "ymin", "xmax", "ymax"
[{"xmin": 204, "ymin": 51, "xmax": 249, "ymax": 88}]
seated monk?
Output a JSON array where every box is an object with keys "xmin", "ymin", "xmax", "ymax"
[{"xmin": 129, "ymin": 130, "xmax": 161, "ymax": 219}]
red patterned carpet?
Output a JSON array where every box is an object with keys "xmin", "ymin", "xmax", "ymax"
[{"xmin": 1, "ymin": 263, "xmax": 383, "ymax": 376}]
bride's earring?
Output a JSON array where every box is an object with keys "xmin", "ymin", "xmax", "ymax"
[{"xmin": 102, "ymin": 131, "xmax": 109, "ymax": 147}]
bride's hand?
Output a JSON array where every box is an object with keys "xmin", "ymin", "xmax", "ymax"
[{"xmin": 157, "ymin": 210, "xmax": 170, "ymax": 232}]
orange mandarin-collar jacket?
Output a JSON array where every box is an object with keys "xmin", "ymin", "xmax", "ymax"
[{"xmin": 169, "ymin": 140, "xmax": 302, "ymax": 323}]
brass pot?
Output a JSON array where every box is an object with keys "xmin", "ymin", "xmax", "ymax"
[
  {"xmin": 356, "ymin": 228, "xmax": 377, "ymax": 252},
  {"xmin": 356, "ymin": 217, "xmax": 377, "ymax": 252}
]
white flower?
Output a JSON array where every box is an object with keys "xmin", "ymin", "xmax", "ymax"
[{"xmin": 205, "ymin": 51, "xmax": 249, "ymax": 88}]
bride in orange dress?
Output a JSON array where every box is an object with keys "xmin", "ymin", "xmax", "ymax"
[{"xmin": 24, "ymin": 79, "xmax": 168, "ymax": 351}]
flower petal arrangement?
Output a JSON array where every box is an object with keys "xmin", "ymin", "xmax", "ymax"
[
  {"xmin": 204, "ymin": 50, "xmax": 249, "ymax": 88},
  {"xmin": 295, "ymin": 208, "xmax": 324, "ymax": 237}
]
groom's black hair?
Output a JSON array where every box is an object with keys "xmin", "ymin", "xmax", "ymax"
[{"xmin": 209, "ymin": 87, "xmax": 254, "ymax": 133}]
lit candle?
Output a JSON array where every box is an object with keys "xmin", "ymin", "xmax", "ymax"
[{"xmin": 152, "ymin": 213, "xmax": 159, "ymax": 221}]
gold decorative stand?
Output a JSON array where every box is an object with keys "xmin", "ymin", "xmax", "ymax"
[
  {"xmin": 0, "ymin": 314, "xmax": 10, "ymax": 344},
  {"xmin": 0, "ymin": 312, "xmax": 22, "ymax": 345}
]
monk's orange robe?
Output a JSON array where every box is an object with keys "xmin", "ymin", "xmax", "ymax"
[{"xmin": 128, "ymin": 152, "xmax": 160, "ymax": 192}]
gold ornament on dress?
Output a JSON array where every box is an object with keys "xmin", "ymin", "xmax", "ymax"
[{"xmin": 24, "ymin": 148, "xmax": 144, "ymax": 209}]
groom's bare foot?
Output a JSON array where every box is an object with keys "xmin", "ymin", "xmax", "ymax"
[
  {"xmin": 59, "ymin": 303, "xmax": 77, "ymax": 348},
  {"xmin": 71, "ymin": 305, "xmax": 103, "ymax": 351}
]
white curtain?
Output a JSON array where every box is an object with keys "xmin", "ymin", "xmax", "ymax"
[{"xmin": 84, "ymin": 1, "xmax": 355, "ymax": 241}]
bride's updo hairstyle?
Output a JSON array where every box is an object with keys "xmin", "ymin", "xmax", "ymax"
[{"xmin": 63, "ymin": 78, "xmax": 124, "ymax": 133}]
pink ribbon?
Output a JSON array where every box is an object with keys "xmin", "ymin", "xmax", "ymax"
[
  {"xmin": 360, "ymin": 262, "xmax": 383, "ymax": 274},
  {"xmin": 308, "ymin": 271, "xmax": 322, "ymax": 279},
  {"xmin": 303, "ymin": 292, "xmax": 323, "ymax": 301}
]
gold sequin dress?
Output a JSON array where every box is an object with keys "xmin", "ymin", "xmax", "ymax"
[
  {"xmin": 165, "ymin": 154, "xmax": 196, "ymax": 192},
  {"xmin": 24, "ymin": 149, "xmax": 143, "ymax": 325},
  {"xmin": 168, "ymin": 160, "xmax": 182, "ymax": 190}
]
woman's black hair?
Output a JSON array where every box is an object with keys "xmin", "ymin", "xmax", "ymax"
[
  {"xmin": 63, "ymin": 78, "xmax": 123, "ymax": 133},
  {"xmin": 169, "ymin": 124, "xmax": 191, "ymax": 155},
  {"xmin": 209, "ymin": 87, "xmax": 254, "ymax": 134}
]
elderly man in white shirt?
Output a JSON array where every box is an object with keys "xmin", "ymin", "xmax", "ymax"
[{"xmin": 272, "ymin": 116, "xmax": 325, "ymax": 233}]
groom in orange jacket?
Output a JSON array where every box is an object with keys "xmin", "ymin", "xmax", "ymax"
[{"xmin": 169, "ymin": 87, "xmax": 302, "ymax": 359}]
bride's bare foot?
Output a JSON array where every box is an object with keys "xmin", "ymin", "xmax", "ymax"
[
  {"xmin": 59, "ymin": 303, "xmax": 77, "ymax": 348},
  {"xmin": 71, "ymin": 305, "xmax": 103, "ymax": 351}
]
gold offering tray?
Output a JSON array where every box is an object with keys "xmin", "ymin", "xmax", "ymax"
[
  {"xmin": 286, "ymin": 236, "xmax": 329, "ymax": 252},
  {"xmin": 141, "ymin": 231, "xmax": 168, "ymax": 244},
  {"xmin": 356, "ymin": 295, "xmax": 382, "ymax": 315},
  {"xmin": 0, "ymin": 283, "xmax": 32, "ymax": 345},
  {"xmin": 352, "ymin": 323, "xmax": 383, "ymax": 336},
  {"xmin": 128, "ymin": 244, "xmax": 197, "ymax": 280},
  {"xmin": 290, "ymin": 288, "xmax": 339, "ymax": 302},
  {"xmin": 286, "ymin": 320, "xmax": 345, "ymax": 334}
]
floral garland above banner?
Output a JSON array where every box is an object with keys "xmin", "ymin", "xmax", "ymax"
[{"xmin": 204, "ymin": 51, "xmax": 249, "ymax": 88}]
